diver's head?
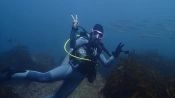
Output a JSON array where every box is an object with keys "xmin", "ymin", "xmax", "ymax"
[{"xmin": 90, "ymin": 24, "xmax": 104, "ymax": 41}]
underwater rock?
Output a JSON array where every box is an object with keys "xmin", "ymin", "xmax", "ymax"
[
  {"xmin": 0, "ymin": 45, "xmax": 35, "ymax": 72},
  {"xmin": 0, "ymin": 84, "xmax": 21, "ymax": 98},
  {"xmin": 10, "ymin": 73, "xmax": 104, "ymax": 98},
  {"xmin": 0, "ymin": 44, "xmax": 57, "ymax": 72},
  {"xmin": 69, "ymin": 73, "xmax": 104, "ymax": 98}
]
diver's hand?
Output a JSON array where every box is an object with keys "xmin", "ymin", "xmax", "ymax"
[
  {"xmin": 71, "ymin": 14, "xmax": 79, "ymax": 30},
  {"xmin": 112, "ymin": 42, "xmax": 124, "ymax": 58}
]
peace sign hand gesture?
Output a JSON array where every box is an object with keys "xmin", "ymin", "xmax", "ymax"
[{"xmin": 71, "ymin": 14, "xmax": 79, "ymax": 30}]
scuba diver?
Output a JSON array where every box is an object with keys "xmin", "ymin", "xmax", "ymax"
[{"xmin": 0, "ymin": 15, "xmax": 127, "ymax": 98}]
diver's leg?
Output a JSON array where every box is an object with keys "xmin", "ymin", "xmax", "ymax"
[
  {"xmin": 11, "ymin": 54, "xmax": 72, "ymax": 82},
  {"xmin": 52, "ymin": 70, "xmax": 85, "ymax": 98}
]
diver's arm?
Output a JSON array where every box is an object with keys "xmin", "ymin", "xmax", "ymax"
[
  {"xmin": 70, "ymin": 27, "xmax": 78, "ymax": 49},
  {"xmin": 99, "ymin": 42, "xmax": 128, "ymax": 66},
  {"xmin": 70, "ymin": 14, "xmax": 79, "ymax": 49},
  {"xmin": 98, "ymin": 43, "xmax": 114, "ymax": 66},
  {"xmin": 70, "ymin": 27, "xmax": 88, "ymax": 48},
  {"xmin": 99, "ymin": 54, "xmax": 115, "ymax": 66}
]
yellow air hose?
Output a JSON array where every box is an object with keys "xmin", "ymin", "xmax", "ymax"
[{"xmin": 64, "ymin": 38, "xmax": 91, "ymax": 61}]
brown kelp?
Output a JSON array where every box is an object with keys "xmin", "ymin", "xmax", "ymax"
[{"xmin": 101, "ymin": 51, "xmax": 175, "ymax": 98}]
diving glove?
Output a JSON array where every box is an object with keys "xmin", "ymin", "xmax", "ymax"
[{"xmin": 112, "ymin": 42, "xmax": 124, "ymax": 58}]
